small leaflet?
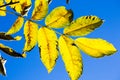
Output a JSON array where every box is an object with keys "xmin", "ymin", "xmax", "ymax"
[
  {"xmin": 45, "ymin": 6, "xmax": 73, "ymax": 28},
  {"xmin": 64, "ymin": 15, "xmax": 103, "ymax": 36},
  {"xmin": 75, "ymin": 37, "xmax": 117, "ymax": 58},
  {"xmin": 0, "ymin": 43, "xmax": 24, "ymax": 57},
  {"xmin": 0, "ymin": 32, "xmax": 22, "ymax": 41},
  {"xmin": 59, "ymin": 35, "xmax": 83, "ymax": 80},
  {"xmin": 23, "ymin": 21, "xmax": 38, "ymax": 52},
  {"xmin": 0, "ymin": 0, "xmax": 6, "ymax": 16},
  {"xmin": 31, "ymin": 0, "xmax": 48, "ymax": 20},
  {"xmin": 6, "ymin": 17, "xmax": 24, "ymax": 35},
  {"xmin": 5, "ymin": 0, "xmax": 31, "ymax": 16},
  {"xmin": 38, "ymin": 27, "xmax": 58, "ymax": 73}
]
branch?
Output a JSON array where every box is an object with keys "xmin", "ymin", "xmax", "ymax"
[
  {"xmin": 0, "ymin": 9, "xmax": 43, "ymax": 27},
  {"xmin": 0, "ymin": 1, "xmax": 19, "ymax": 8},
  {"xmin": 0, "ymin": 9, "xmax": 63, "ymax": 36}
]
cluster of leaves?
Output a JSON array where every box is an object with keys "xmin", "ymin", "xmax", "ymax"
[{"xmin": 0, "ymin": 0, "xmax": 117, "ymax": 80}]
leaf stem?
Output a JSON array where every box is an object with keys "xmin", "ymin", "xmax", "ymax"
[
  {"xmin": 0, "ymin": 1, "xmax": 19, "ymax": 8},
  {"xmin": 0, "ymin": 9, "xmax": 43, "ymax": 27},
  {"xmin": 0, "ymin": 9, "xmax": 63, "ymax": 36}
]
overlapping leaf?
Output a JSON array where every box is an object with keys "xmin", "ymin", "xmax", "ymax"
[
  {"xmin": 38, "ymin": 27, "xmax": 58, "ymax": 73},
  {"xmin": 59, "ymin": 35, "xmax": 83, "ymax": 80},
  {"xmin": 5, "ymin": 0, "xmax": 31, "ymax": 16},
  {"xmin": 64, "ymin": 15, "xmax": 103, "ymax": 36},
  {"xmin": 75, "ymin": 38, "xmax": 117, "ymax": 58},
  {"xmin": 0, "ymin": 32, "xmax": 22, "ymax": 41},
  {"xmin": 45, "ymin": 6, "xmax": 73, "ymax": 28},
  {"xmin": 0, "ymin": 0, "xmax": 6, "ymax": 16},
  {"xmin": 31, "ymin": 0, "xmax": 48, "ymax": 20},
  {"xmin": 0, "ymin": 55, "xmax": 6, "ymax": 76},
  {"xmin": 0, "ymin": 43, "xmax": 25, "ymax": 57},
  {"xmin": 23, "ymin": 21, "xmax": 38, "ymax": 52},
  {"xmin": 6, "ymin": 16, "xmax": 24, "ymax": 35}
]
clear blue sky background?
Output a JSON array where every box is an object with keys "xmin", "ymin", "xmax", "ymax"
[{"xmin": 0, "ymin": 0, "xmax": 120, "ymax": 80}]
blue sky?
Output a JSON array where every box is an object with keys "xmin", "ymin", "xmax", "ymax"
[{"xmin": 0, "ymin": 0, "xmax": 120, "ymax": 80}]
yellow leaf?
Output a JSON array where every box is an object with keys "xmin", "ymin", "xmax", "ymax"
[
  {"xmin": 5, "ymin": 0, "xmax": 31, "ymax": 16},
  {"xmin": 0, "ymin": 55, "xmax": 7, "ymax": 76},
  {"xmin": 23, "ymin": 21, "xmax": 38, "ymax": 52},
  {"xmin": 0, "ymin": 43, "xmax": 24, "ymax": 57},
  {"xmin": 64, "ymin": 15, "xmax": 103, "ymax": 36},
  {"xmin": 0, "ymin": 0, "xmax": 6, "ymax": 16},
  {"xmin": 45, "ymin": 6, "xmax": 73, "ymax": 28},
  {"xmin": 38, "ymin": 27, "xmax": 58, "ymax": 73},
  {"xmin": 6, "ymin": 17, "xmax": 24, "ymax": 35},
  {"xmin": 31, "ymin": 0, "xmax": 48, "ymax": 20},
  {"xmin": 75, "ymin": 38, "xmax": 117, "ymax": 58},
  {"xmin": 19, "ymin": 0, "xmax": 31, "ymax": 16},
  {"xmin": 59, "ymin": 35, "xmax": 83, "ymax": 80},
  {"xmin": 0, "ymin": 32, "xmax": 22, "ymax": 41}
]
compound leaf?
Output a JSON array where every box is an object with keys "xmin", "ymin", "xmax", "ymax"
[
  {"xmin": 59, "ymin": 35, "xmax": 83, "ymax": 80},
  {"xmin": 6, "ymin": 16, "xmax": 24, "ymax": 35},
  {"xmin": 64, "ymin": 15, "xmax": 103, "ymax": 36},
  {"xmin": 38, "ymin": 27, "xmax": 58, "ymax": 73},
  {"xmin": 75, "ymin": 37, "xmax": 117, "ymax": 58},
  {"xmin": 23, "ymin": 21, "xmax": 38, "ymax": 52},
  {"xmin": 45, "ymin": 6, "xmax": 73, "ymax": 28},
  {"xmin": 31, "ymin": 0, "xmax": 48, "ymax": 20}
]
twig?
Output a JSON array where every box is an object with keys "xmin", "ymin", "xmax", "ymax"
[
  {"xmin": 0, "ymin": 9, "xmax": 43, "ymax": 27},
  {"xmin": 0, "ymin": 1, "xmax": 19, "ymax": 8},
  {"xmin": 0, "ymin": 9, "xmax": 63, "ymax": 36}
]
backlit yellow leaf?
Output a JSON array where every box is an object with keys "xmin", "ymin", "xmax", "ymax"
[
  {"xmin": 5, "ymin": 0, "xmax": 31, "ymax": 16},
  {"xmin": 38, "ymin": 27, "xmax": 58, "ymax": 73},
  {"xmin": 31, "ymin": 0, "xmax": 48, "ymax": 20},
  {"xmin": 0, "ymin": 32, "xmax": 22, "ymax": 41},
  {"xmin": 59, "ymin": 35, "xmax": 82, "ymax": 80},
  {"xmin": 23, "ymin": 21, "xmax": 38, "ymax": 52},
  {"xmin": 6, "ymin": 17, "xmax": 24, "ymax": 35},
  {"xmin": 75, "ymin": 38, "xmax": 117, "ymax": 58},
  {"xmin": 0, "ymin": 43, "xmax": 24, "ymax": 57},
  {"xmin": 64, "ymin": 15, "xmax": 103, "ymax": 36},
  {"xmin": 0, "ymin": 55, "xmax": 7, "ymax": 76},
  {"xmin": 45, "ymin": 6, "xmax": 73, "ymax": 28},
  {"xmin": 0, "ymin": 0, "xmax": 6, "ymax": 16}
]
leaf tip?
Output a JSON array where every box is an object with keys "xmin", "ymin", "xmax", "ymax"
[
  {"xmin": 47, "ymin": 68, "xmax": 52, "ymax": 73},
  {"xmin": 14, "ymin": 36, "xmax": 22, "ymax": 40},
  {"xmin": 22, "ymin": 52, "xmax": 27, "ymax": 58}
]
